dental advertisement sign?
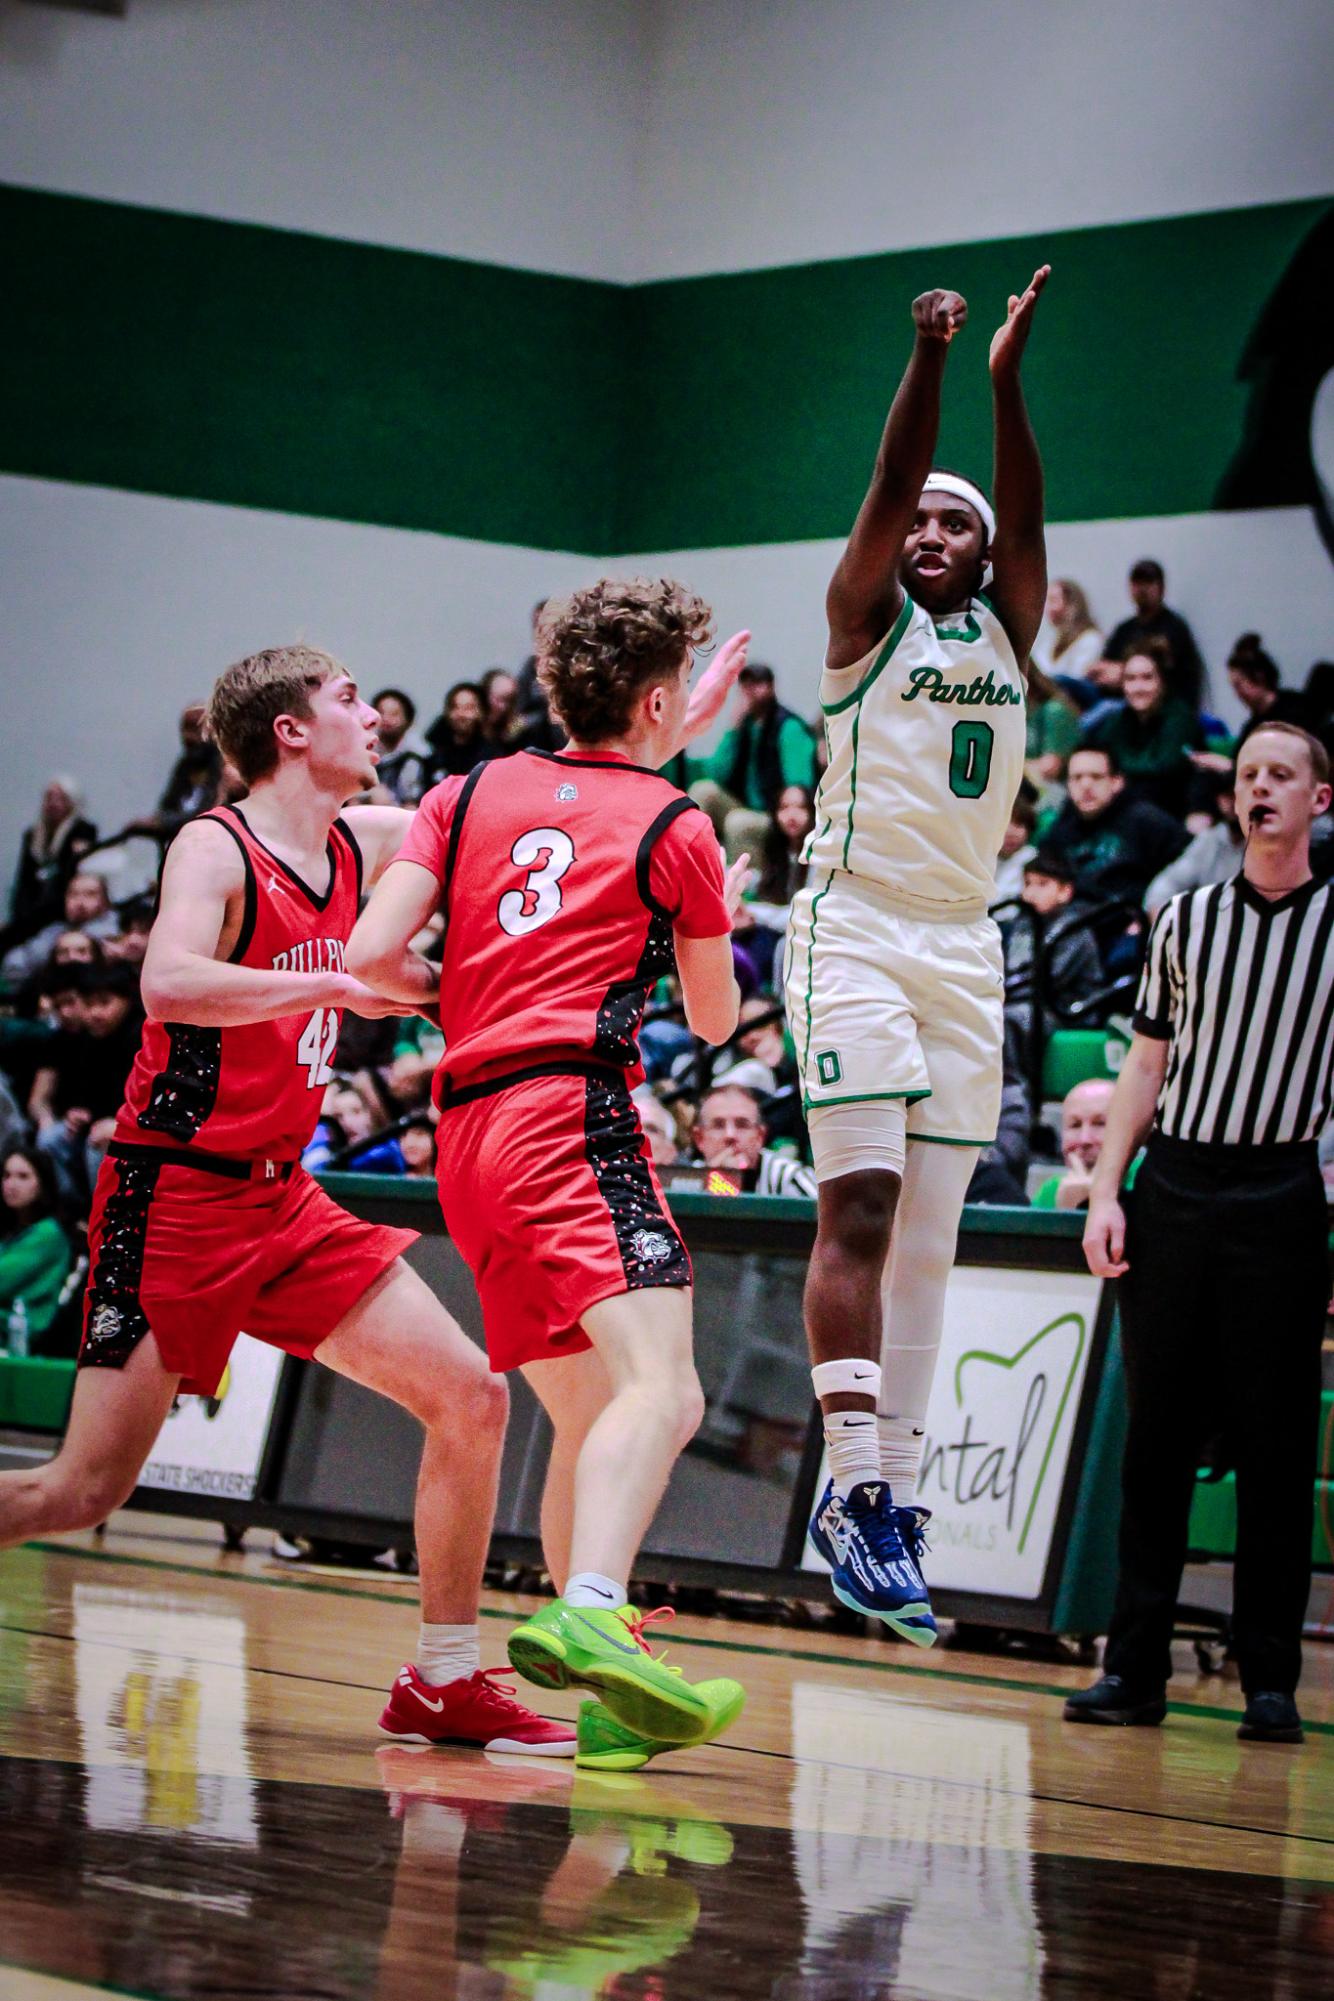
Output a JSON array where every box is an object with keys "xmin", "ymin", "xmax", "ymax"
[{"xmin": 804, "ymin": 1265, "xmax": 1103, "ymax": 1601}]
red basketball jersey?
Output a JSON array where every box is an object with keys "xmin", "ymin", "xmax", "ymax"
[
  {"xmin": 115, "ymin": 806, "xmax": 363, "ymax": 1161},
  {"xmin": 396, "ymin": 750, "xmax": 730, "ymax": 1102}
]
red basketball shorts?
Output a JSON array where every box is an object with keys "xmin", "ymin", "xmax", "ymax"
[
  {"xmin": 80, "ymin": 1146, "xmax": 419, "ymax": 1397},
  {"xmin": 435, "ymin": 1066, "xmax": 691, "ymax": 1373}
]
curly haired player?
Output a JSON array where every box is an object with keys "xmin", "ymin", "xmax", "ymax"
[{"xmin": 350, "ymin": 579, "xmax": 751, "ymax": 1769}]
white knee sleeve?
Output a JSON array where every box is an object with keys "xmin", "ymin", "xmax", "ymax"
[
  {"xmin": 807, "ymin": 1099, "xmax": 907, "ymax": 1183},
  {"xmin": 878, "ymin": 1139, "xmax": 979, "ymax": 1421}
]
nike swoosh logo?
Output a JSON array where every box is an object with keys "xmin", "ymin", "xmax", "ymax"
[
  {"xmin": 584, "ymin": 1586, "xmax": 615, "ymax": 1600},
  {"xmin": 571, "ymin": 1612, "xmax": 640, "ymax": 1654},
  {"xmin": 410, "ymin": 1688, "xmax": 445, "ymax": 1712}
]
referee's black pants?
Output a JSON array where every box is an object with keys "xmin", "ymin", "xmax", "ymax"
[{"xmin": 1103, "ymin": 1134, "xmax": 1328, "ymax": 1697}]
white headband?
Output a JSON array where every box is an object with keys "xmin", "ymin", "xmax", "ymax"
[{"xmin": 922, "ymin": 472, "xmax": 995, "ymax": 544}]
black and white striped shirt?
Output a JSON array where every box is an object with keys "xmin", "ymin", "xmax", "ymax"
[{"xmin": 1135, "ymin": 874, "xmax": 1334, "ymax": 1145}]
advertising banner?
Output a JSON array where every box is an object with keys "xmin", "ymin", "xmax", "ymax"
[
  {"xmin": 804, "ymin": 1265, "xmax": 1103, "ymax": 1602},
  {"xmin": 139, "ymin": 1337, "xmax": 284, "ymax": 1503}
]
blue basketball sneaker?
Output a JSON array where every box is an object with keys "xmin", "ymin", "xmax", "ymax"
[
  {"xmin": 807, "ymin": 1477, "xmax": 852, "ymax": 1568},
  {"xmin": 830, "ymin": 1481, "xmax": 937, "ymax": 1647}
]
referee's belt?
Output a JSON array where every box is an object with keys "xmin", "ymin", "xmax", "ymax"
[{"xmin": 108, "ymin": 1141, "xmax": 297, "ymax": 1183}]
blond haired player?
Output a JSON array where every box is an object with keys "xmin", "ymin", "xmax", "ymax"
[{"xmin": 790, "ymin": 270, "xmax": 1051, "ymax": 1638}]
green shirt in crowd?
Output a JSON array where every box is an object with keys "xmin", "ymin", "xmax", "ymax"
[{"xmin": 0, "ymin": 1217, "xmax": 72, "ymax": 1340}]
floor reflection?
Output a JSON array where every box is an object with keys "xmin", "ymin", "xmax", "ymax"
[{"xmin": 0, "ymin": 1729, "xmax": 1331, "ymax": 1999}]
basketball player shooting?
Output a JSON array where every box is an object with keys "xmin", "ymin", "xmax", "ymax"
[
  {"xmin": 787, "ymin": 268, "xmax": 1050, "ymax": 1640},
  {"xmin": 349, "ymin": 581, "xmax": 752, "ymax": 1771},
  {"xmin": 0, "ymin": 646, "xmax": 576, "ymax": 1758}
]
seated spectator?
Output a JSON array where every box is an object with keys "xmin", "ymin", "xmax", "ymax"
[
  {"xmin": 1031, "ymin": 1078, "xmax": 1117, "ymax": 1210},
  {"xmin": 1304, "ymin": 660, "xmax": 1334, "ymax": 754},
  {"xmin": 4, "ymin": 776, "xmax": 98, "ymax": 951},
  {"xmin": 1082, "ymin": 639, "xmax": 1211, "ymax": 819},
  {"xmin": 993, "ymin": 787, "xmax": 1038, "ymax": 905},
  {"xmin": 102, "ymin": 894, "xmax": 156, "ymax": 968},
  {"xmin": 1026, "ymin": 681, "xmax": 1083, "ymax": 788},
  {"xmin": 966, "ymin": 1075, "xmax": 1032, "ymax": 1206},
  {"xmin": 425, "ymin": 680, "xmax": 495, "ymax": 779},
  {"xmin": 1035, "ymin": 578, "xmax": 1104, "ymax": 684},
  {"xmin": 0, "ymin": 1152, "xmax": 73, "ymax": 1352},
  {"xmin": 1102, "ymin": 558, "xmax": 1206, "ymax": 709},
  {"xmin": 0, "ymin": 1145, "xmax": 73, "ymax": 1351},
  {"xmin": 632, "ymin": 1085, "xmax": 681, "ymax": 1169},
  {"xmin": 731, "ymin": 784, "xmax": 814, "ymax": 987},
  {"xmin": 1002, "ymin": 852, "xmax": 1105, "ymax": 1076},
  {"xmin": 1145, "ymin": 783, "xmax": 1245, "ymax": 914},
  {"xmin": 480, "ymin": 667, "xmax": 525, "ymax": 754},
  {"xmin": 29, "ymin": 963, "xmax": 143, "ymax": 1205},
  {"xmin": 128, "ymin": 703, "xmax": 223, "ymax": 839},
  {"xmin": 398, "ymin": 1115, "xmax": 438, "ymax": 1179},
  {"xmin": 513, "ymin": 599, "xmax": 565, "ymax": 752},
  {"xmin": 1043, "ymin": 746, "xmax": 1188, "ymax": 908},
  {"xmin": 690, "ymin": 663, "xmax": 819, "ymax": 865},
  {"xmin": 302, "ymin": 1077, "xmax": 404, "ymax": 1175},
  {"xmin": 372, "ymin": 688, "xmax": 431, "ymax": 804},
  {"xmin": 714, "ymin": 996, "xmax": 796, "ymax": 1100},
  {"xmin": 690, "ymin": 1083, "xmax": 816, "ymax": 1196},
  {"xmin": 3, "ymin": 873, "xmax": 121, "ymax": 993}
]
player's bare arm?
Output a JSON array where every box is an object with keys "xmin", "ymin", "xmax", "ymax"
[
  {"xmin": 673, "ymin": 853, "xmax": 749, "ymax": 1044},
  {"xmin": 1082, "ymin": 1033, "xmax": 1167, "ymax": 1278},
  {"xmin": 341, "ymin": 804, "xmax": 416, "ymax": 887},
  {"xmin": 826, "ymin": 289, "xmax": 965, "ymax": 672},
  {"xmin": 986, "ymin": 264, "xmax": 1051, "ymax": 665},
  {"xmin": 141, "ymin": 819, "xmax": 391, "ymax": 1026},
  {"xmin": 346, "ymin": 858, "xmax": 441, "ymax": 1009}
]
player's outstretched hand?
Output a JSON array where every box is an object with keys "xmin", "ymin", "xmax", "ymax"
[
  {"xmin": 681, "ymin": 629, "xmax": 752, "ymax": 747},
  {"xmin": 989, "ymin": 265, "xmax": 1050, "ymax": 378},
  {"xmin": 912, "ymin": 290, "xmax": 967, "ymax": 342},
  {"xmin": 723, "ymin": 851, "xmax": 751, "ymax": 920},
  {"xmin": 1082, "ymin": 1191, "xmax": 1129, "ymax": 1278}
]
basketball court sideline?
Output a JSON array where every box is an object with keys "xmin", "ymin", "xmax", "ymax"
[{"xmin": 0, "ymin": 1513, "xmax": 1329, "ymax": 2000}]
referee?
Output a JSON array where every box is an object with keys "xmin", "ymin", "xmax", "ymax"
[{"xmin": 1066, "ymin": 723, "xmax": 1333, "ymax": 1744}]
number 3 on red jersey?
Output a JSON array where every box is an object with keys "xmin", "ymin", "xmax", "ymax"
[
  {"xmin": 297, "ymin": 1006, "xmax": 339, "ymax": 1087},
  {"xmin": 498, "ymin": 827, "xmax": 575, "ymax": 938}
]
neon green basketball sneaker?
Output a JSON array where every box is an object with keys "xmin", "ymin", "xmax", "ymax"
[
  {"xmin": 506, "ymin": 1601, "xmax": 713, "ymax": 1744},
  {"xmin": 575, "ymin": 1675, "xmax": 746, "ymax": 1770}
]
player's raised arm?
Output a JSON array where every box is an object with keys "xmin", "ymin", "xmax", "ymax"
[
  {"xmin": 826, "ymin": 289, "xmax": 966, "ymax": 671},
  {"xmin": 346, "ymin": 859, "xmax": 441, "ymax": 1009},
  {"xmin": 140, "ymin": 819, "xmax": 381, "ymax": 1026},
  {"xmin": 986, "ymin": 264, "xmax": 1051, "ymax": 664}
]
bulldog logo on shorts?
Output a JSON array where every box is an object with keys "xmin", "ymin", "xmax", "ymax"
[
  {"xmin": 630, "ymin": 1228, "xmax": 674, "ymax": 1265},
  {"xmin": 88, "ymin": 1303, "xmax": 122, "ymax": 1344},
  {"xmin": 556, "ymin": 782, "xmax": 578, "ymax": 802}
]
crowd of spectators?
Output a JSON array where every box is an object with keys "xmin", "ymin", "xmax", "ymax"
[{"xmin": 3, "ymin": 561, "xmax": 1332, "ymax": 1352}]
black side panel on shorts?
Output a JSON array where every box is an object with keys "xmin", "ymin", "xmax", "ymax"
[
  {"xmin": 81, "ymin": 1150, "xmax": 161, "ymax": 1370},
  {"xmin": 136, "ymin": 1023, "xmax": 224, "ymax": 1141},
  {"xmin": 583, "ymin": 1071, "xmax": 691, "ymax": 1293}
]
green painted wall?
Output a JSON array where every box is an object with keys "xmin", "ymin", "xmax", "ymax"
[
  {"xmin": 3, "ymin": 183, "xmax": 1328, "ymax": 555},
  {"xmin": 0, "ymin": 184, "xmax": 625, "ymax": 554}
]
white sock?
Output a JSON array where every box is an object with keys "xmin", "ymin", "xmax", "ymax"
[
  {"xmin": 564, "ymin": 1571, "xmax": 628, "ymax": 1610},
  {"xmin": 877, "ymin": 1414, "xmax": 926, "ymax": 1509},
  {"xmin": 823, "ymin": 1409, "xmax": 882, "ymax": 1499},
  {"xmin": 414, "ymin": 1621, "xmax": 480, "ymax": 1687}
]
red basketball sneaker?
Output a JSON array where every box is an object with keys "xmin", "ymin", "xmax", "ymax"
[{"xmin": 379, "ymin": 1663, "xmax": 577, "ymax": 1756}]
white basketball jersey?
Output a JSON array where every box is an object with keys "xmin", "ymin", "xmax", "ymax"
[{"xmin": 805, "ymin": 593, "xmax": 1026, "ymax": 913}]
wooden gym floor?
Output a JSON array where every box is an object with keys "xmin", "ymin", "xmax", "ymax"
[{"xmin": 0, "ymin": 1513, "xmax": 1331, "ymax": 2000}]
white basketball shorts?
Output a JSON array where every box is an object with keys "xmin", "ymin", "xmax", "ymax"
[{"xmin": 784, "ymin": 871, "xmax": 1005, "ymax": 1146}]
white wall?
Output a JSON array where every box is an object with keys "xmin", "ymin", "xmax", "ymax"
[
  {"xmin": 637, "ymin": 0, "xmax": 1334, "ymax": 277},
  {"xmin": 4, "ymin": 0, "xmax": 1330, "ymax": 285},
  {"xmin": 0, "ymin": 476, "xmax": 600, "ymax": 867},
  {"xmin": 0, "ymin": 0, "xmax": 645, "ymax": 279}
]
